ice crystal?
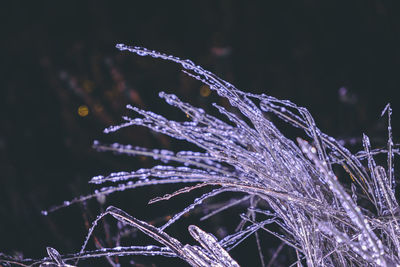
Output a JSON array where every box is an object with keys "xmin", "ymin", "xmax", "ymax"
[{"xmin": 2, "ymin": 44, "xmax": 400, "ymax": 266}]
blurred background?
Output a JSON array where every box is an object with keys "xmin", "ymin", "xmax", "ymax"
[{"xmin": 1, "ymin": 1, "xmax": 400, "ymax": 266}]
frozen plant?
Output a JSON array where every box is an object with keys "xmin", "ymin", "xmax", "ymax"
[{"xmin": 2, "ymin": 44, "xmax": 400, "ymax": 267}]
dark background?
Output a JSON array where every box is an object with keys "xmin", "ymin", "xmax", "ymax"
[{"xmin": 1, "ymin": 1, "xmax": 400, "ymax": 266}]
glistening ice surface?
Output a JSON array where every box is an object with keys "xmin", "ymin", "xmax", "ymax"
[{"xmin": 2, "ymin": 44, "xmax": 400, "ymax": 267}]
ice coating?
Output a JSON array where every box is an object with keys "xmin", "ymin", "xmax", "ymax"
[{"xmin": 15, "ymin": 44, "xmax": 398, "ymax": 266}]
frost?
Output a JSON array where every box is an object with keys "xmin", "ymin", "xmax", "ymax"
[{"xmin": 3, "ymin": 44, "xmax": 400, "ymax": 266}]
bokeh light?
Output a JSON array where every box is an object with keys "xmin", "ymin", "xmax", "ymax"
[
  {"xmin": 200, "ymin": 85, "xmax": 211, "ymax": 97},
  {"xmin": 77, "ymin": 105, "xmax": 89, "ymax": 117}
]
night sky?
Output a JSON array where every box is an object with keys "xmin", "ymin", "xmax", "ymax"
[{"xmin": 1, "ymin": 1, "xmax": 400, "ymax": 266}]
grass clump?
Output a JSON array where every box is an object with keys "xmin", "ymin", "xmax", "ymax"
[{"xmin": 2, "ymin": 44, "xmax": 400, "ymax": 267}]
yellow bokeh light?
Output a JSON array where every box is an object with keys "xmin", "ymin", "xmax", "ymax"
[
  {"xmin": 200, "ymin": 85, "xmax": 211, "ymax": 97},
  {"xmin": 78, "ymin": 105, "xmax": 89, "ymax": 117}
]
